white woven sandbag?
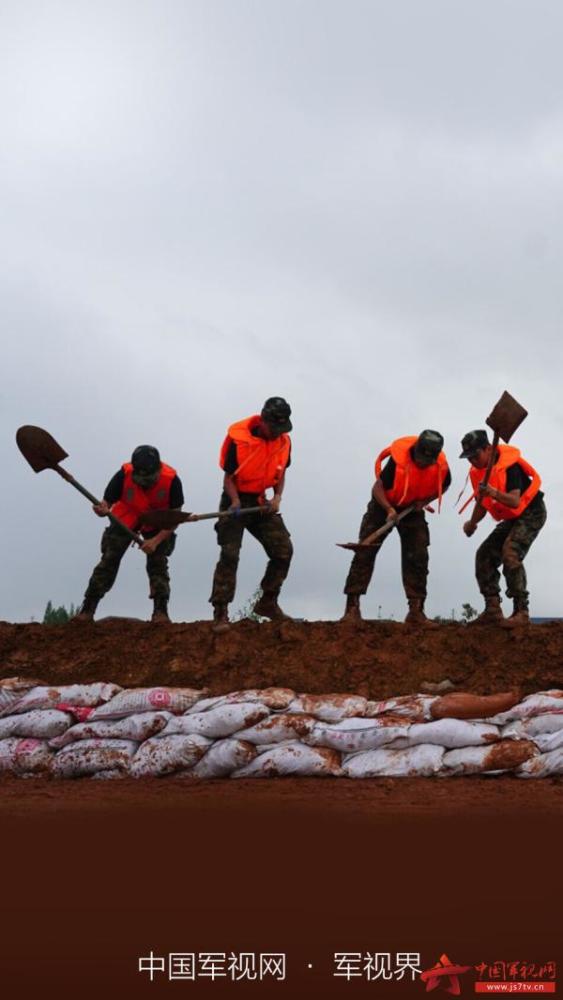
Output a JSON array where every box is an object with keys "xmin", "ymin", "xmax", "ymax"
[
  {"xmin": 232, "ymin": 742, "xmax": 342, "ymax": 777},
  {"xmin": 237, "ymin": 713, "xmax": 316, "ymax": 745},
  {"xmin": 443, "ymin": 739, "xmax": 537, "ymax": 775},
  {"xmin": 0, "ymin": 709, "xmax": 72, "ymax": 740},
  {"xmin": 51, "ymin": 739, "xmax": 138, "ymax": 778},
  {"xmin": 517, "ymin": 747, "xmax": 563, "ymax": 777},
  {"xmin": 3, "ymin": 683, "xmax": 120, "ymax": 717},
  {"xmin": 190, "ymin": 739, "xmax": 257, "ymax": 778},
  {"xmin": 160, "ymin": 703, "xmax": 269, "ymax": 739},
  {"xmin": 407, "ymin": 719, "xmax": 499, "ymax": 749},
  {"xmin": 344, "ymin": 744, "xmax": 444, "ymax": 778},
  {"xmin": 187, "ymin": 688, "xmax": 296, "ymax": 714},
  {"xmin": 531, "ymin": 730, "xmax": 563, "ymax": 753},
  {"xmin": 365, "ymin": 695, "xmax": 436, "ymax": 722},
  {"xmin": 130, "ymin": 734, "xmax": 211, "ymax": 777},
  {"xmin": 504, "ymin": 713, "xmax": 563, "ymax": 738},
  {"xmin": 0, "ymin": 676, "xmax": 42, "ymax": 714},
  {"xmin": 287, "ymin": 694, "xmax": 367, "ymax": 722},
  {"xmin": 0, "ymin": 738, "xmax": 53, "ymax": 773},
  {"xmin": 91, "ymin": 687, "xmax": 204, "ymax": 720},
  {"xmin": 487, "ymin": 692, "xmax": 563, "ymax": 725},
  {"xmin": 49, "ymin": 712, "xmax": 171, "ymax": 749},
  {"xmin": 91, "ymin": 769, "xmax": 125, "ymax": 780},
  {"xmin": 306, "ymin": 718, "xmax": 410, "ymax": 753}
]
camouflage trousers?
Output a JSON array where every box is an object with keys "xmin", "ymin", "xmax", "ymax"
[
  {"xmin": 344, "ymin": 498, "xmax": 430, "ymax": 600},
  {"xmin": 83, "ymin": 526, "xmax": 176, "ymax": 604},
  {"xmin": 210, "ymin": 493, "xmax": 293, "ymax": 605},
  {"xmin": 475, "ymin": 496, "xmax": 547, "ymax": 609}
]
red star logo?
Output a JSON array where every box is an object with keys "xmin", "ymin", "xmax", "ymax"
[{"xmin": 420, "ymin": 954, "xmax": 471, "ymax": 995}]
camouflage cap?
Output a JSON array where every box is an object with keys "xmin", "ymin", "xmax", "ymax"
[
  {"xmin": 415, "ymin": 429, "xmax": 444, "ymax": 461},
  {"xmin": 131, "ymin": 445, "xmax": 161, "ymax": 473},
  {"xmin": 459, "ymin": 429, "xmax": 489, "ymax": 459},
  {"xmin": 261, "ymin": 397, "xmax": 292, "ymax": 433}
]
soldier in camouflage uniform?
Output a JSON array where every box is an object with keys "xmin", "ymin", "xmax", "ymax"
[
  {"xmin": 210, "ymin": 398, "xmax": 294, "ymax": 632},
  {"xmin": 342, "ymin": 430, "xmax": 451, "ymax": 626},
  {"xmin": 460, "ymin": 429, "xmax": 546, "ymax": 628},
  {"xmin": 76, "ymin": 445, "xmax": 184, "ymax": 623}
]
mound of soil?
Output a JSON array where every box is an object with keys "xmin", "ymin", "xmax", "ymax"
[{"xmin": 1, "ymin": 618, "xmax": 562, "ymax": 697}]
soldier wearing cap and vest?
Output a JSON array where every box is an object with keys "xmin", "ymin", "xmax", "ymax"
[
  {"xmin": 459, "ymin": 430, "xmax": 546, "ymax": 627},
  {"xmin": 342, "ymin": 430, "xmax": 451, "ymax": 626},
  {"xmin": 76, "ymin": 446, "xmax": 184, "ymax": 623},
  {"xmin": 210, "ymin": 397, "xmax": 294, "ymax": 632}
]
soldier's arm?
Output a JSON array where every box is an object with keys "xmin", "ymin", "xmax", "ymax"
[
  {"xmin": 223, "ymin": 473, "xmax": 241, "ymax": 509},
  {"xmin": 479, "ymin": 483, "xmax": 521, "ymax": 508},
  {"xmin": 372, "ymin": 478, "xmax": 397, "ymax": 519}
]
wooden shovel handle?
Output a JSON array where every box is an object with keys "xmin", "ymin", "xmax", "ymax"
[{"xmin": 54, "ymin": 466, "xmax": 144, "ymax": 545}]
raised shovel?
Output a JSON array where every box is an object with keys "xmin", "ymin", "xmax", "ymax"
[
  {"xmin": 459, "ymin": 390, "xmax": 528, "ymax": 514},
  {"xmin": 16, "ymin": 425, "xmax": 144, "ymax": 545}
]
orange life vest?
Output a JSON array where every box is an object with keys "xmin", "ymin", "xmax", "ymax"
[
  {"xmin": 111, "ymin": 462, "xmax": 177, "ymax": 532},
  {"xmin": 220, "ymin": 416, "xmax": 291, "ymax": 496},
  {"xmin": 468, "ymin": 445, "xmax": 541, "ymax": 521},
  {"xmin": 375, "ymin": 436, "xmax": 449, "ymax": 510}
]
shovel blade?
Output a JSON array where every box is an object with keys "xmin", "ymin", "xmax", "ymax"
[
  {"xmin": 486, "ymin": 391, "xmax": 528, "ymax": 443},
  {"xmin": 16, "ymin": 425, "xmax": 68, "ymax": 473},
  {"xmin": 142, "ymin": 509, "xmax": 193, "ymax": 529},
  {"xmin": 336, "ymin": 541, "xmax": 376, "ymax": 552}
]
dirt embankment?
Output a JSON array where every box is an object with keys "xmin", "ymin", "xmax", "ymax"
[{"xmin": 1, "ymin": 618, "xmax": 562, "ymax": 697}]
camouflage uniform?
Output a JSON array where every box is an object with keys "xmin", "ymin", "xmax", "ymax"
[
  {"xmin": 475, "ymin": 495, "xmax": 546, "ymax": 609},
  {"xmin": 83, "ymin": 525, "xmax": 176, "ymax": 604},
  {"xmin": 344, "ymin": 498, "xmax": 430, "ymax": 599},
  {"xmin": 210, "ymin": 493, "xmax": 293, "ymax": 605}
]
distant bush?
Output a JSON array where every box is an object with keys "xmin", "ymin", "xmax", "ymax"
[{"xmin": 43, "ymin": 600, "xmax": 78, "ymax": 625}]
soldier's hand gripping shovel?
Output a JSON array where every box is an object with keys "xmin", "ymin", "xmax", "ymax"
[
  {"xmin": 337, "ymin": 505, "xmax": 416, "ymax": 552},
  {"xmin": 141, "ymin": 505, "xmax": 275, "ymax": 530},
  {"xmin": 16, "ymin": 425, "xmax": 144, "ymax": 545}
]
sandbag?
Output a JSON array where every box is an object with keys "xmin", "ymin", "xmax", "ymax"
[
  {"xmin": 232, "ymin": 743, "xmax": 342, "ymax": 777},
  {"xmin": 0, "ymin": 738, "xmax": 53, "ymax": 773},
  {"xmin": 0, "ymin": 709, "xmax": 72, "ymax": 740},
  {"xmin": 190, "ymin": 739, "xmax": 257, "ymax": 778},
  {"xmin": 0, "ymin": 676, "xmax": 42, "ymax": 714},
  {"xmin": 287, "ymin": 694, "xmax": 367, "ymax": 722},
  {"xmin": 49, "ymin": 711, "xmax": 171, "ymax": 748},
  {"xmin": 306, "ymin": 718, "xmax": 410, "ymax": 753},
  {"xmin": 91, "ymin": 687, "xmax": 204, "ymax": 720},
  {"xmin": 488, "ymin": 691, "xmax": 563, "ymax": 725},
  {"xmin": 187, "ymin": 687, "xmax": 295, "ymax": 714},
  {"xmin": 344, "ymin": 744, "xmax": 444, "ymax": 778},
  {"xmin": 442, "ymin": 739, "xmax": 537, "ymax": 775},
  {"xmin": 2, "ymin": 683, "xmax": 120, "ymax": 717},
  {"xmin": 52, "ymin": 739, "xmax": 138, "ymax": 778},
  {"xmin": 237, "ymin": 713, "xmax": 316, "ymax": 745},
  {"xmin": 159, "ymin": 703, "xmax": 269, "ymax": 739},
  {"xmin": 130, "ymin": 734, "xmax": 211, "ymax": 777},
  {"xmin": 365, "ymin": 695, "xmax": 436, "ymax": 722},
  {"xmin": 502, "ymin": 713, "xmax": 563, "ymax": 739},
  {"xmin": 517, "ymin": 747, "xmax": 563, "ymax": 778},
  {"xmin": 531, "ymin": 730, "xmax": 563, "ymax": 753},
  {"xmin": 407, "ymin": 719, "xmax": 499, "ymax": 749},
  {"xmin": 430, "ymin": 690, "xmax": 519, "ymax": 721}
]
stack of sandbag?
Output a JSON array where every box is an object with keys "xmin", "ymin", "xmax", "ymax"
[{"xmin": 0, "ymin": 679, "xmax": 562, "ymax": 779}]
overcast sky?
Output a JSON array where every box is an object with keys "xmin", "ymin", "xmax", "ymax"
[{"xmin": 1, "ymin": 0, "xmax": 562, "ymax": 623}]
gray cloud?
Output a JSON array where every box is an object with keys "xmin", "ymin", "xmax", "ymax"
[{"xmin": 1, "ymin": 0, "xmax": 561, "ymax": 623}]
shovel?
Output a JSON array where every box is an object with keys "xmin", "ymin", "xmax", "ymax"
[
  {"xmin": 16, "ymin": 425, "xmax": 144, "ymax": 545},
  {"xmin": 142, "ymin": 506, "xmax": 274, "ymax": 530},
  {"xmin": 460, "ymin": 390, "xmax": 528, "ymax": 514},
  {"xmin": 337, "ymin": 505, "xmax": 416, "ymax": 552}
]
